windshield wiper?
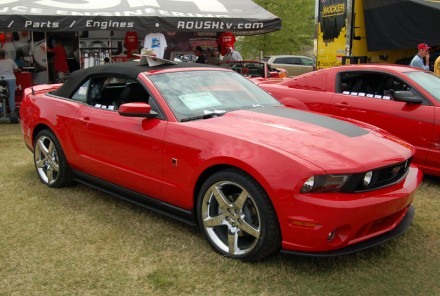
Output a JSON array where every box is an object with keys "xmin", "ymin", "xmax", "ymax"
[{"xmin": 181, "ymin": 110, "xmax": 226, "ymax": 122}]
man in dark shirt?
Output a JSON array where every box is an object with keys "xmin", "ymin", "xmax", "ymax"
[{"xmin": 194, "ymin": 46, "xmax": 206, "ymax": 64}]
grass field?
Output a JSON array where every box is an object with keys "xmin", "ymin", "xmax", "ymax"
[{"xmin": 1, "ymin": 123, "xmax": 439, "ymax": 296}]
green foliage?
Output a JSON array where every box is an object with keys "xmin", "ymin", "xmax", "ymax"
[{"xmin": 237, "ymin": 0, "xmax": 315, "ymax": 59}]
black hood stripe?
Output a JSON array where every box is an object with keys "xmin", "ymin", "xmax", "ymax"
[{"xmin": 249, "ymin": 107, "xmax": 368, "ymax": 137}]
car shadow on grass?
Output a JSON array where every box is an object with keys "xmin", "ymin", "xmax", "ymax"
[{"xmin": 29, "ymin": 175, "xmax": 435, "ymax": 270}]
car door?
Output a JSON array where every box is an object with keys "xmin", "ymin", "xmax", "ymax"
[
  {"xmin": 330, "ymin": 72, "xmax": 435, "ymax": 167},
  {"xmin": 69, "ymin": 76, "xmax": 167, "ymax": 199},
  {"xmin": 425, "ymin": 106, "xmax": 440, "ymax": 172}
]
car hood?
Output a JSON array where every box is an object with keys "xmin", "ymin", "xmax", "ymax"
[{"xmin": 187, "ymin": 106, "xmax": 413, "ymax": 173}]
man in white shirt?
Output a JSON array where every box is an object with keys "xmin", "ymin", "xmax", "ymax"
[
  {"xmin": 0, "ymin": 48, "xmax": 21, "ymax": 116},
  {"xmin": 410, "ymin": 43, "xmax": 430, "ymax": 70}
]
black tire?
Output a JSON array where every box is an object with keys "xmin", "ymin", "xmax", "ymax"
[
  {"xmin": 197, "ymin": 169, "xmax": 280, "ymax": 261},
  {"xmin": 33, "ymin": 130, "xmax": 73, "ymax": 188}
]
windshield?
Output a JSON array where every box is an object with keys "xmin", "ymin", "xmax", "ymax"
[
  {"xmin": 149, "ymin": 70, "xmax": 280, "ymax": 121},
  {"xmin": 406, "ymin": 71, "xmax": 440, "ymax": 102}
]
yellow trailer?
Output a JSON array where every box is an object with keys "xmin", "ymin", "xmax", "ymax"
[{"xmin": 315, "ymin": 0, "xmax": 439, "ymax": 70}]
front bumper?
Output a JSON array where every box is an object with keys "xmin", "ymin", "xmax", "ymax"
[
  {"xmin": 281, "ymin": 205, "xmax": 414, "ymax": 257},
  {"xmin": 278, "ymin": 165, "xmax": 422, "ymax": 256}
]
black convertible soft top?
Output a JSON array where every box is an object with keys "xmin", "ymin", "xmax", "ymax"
[{"xmin": 52, "ymin": 61, "xmax": 219, "ymax": 98}]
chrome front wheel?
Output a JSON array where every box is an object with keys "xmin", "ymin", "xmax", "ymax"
[{"xmin": 197, "ymin": 169, "xmax": 280, "ymax": 261}]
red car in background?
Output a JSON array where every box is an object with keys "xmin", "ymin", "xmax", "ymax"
[
  {"xmin": 219, "ymin": 60, "xmax": 288, "ymax": 84},
  {"xmin": 260, "ymin": 64, "xmax": 440, "ymax": 176}
]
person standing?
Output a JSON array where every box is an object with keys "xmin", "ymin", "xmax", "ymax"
[
  {"xmin": 223, "ymin": 44, "xmax": 242, "ymax": 62},
  {"xmin": 194, "ymin": 46, "xmax": 206, "ymax": 64},
  {"xmin": 0, "ymin": 48, "xmax": 20, "ymax": 117},
  {"xmin": 47, "ymin": 40, "xmax": 69, "ymax": 81},
  {"xmin": 410, "ymin": 43, "xmax": 430, "ymax": 70},
  {"xmin": 207, "ymin": 48, "xmax": 221, "ymax": 65}
]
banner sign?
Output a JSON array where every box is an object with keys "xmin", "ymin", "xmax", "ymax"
[
  {"xmin": 316, "ymin": 0, "xmax": 348, "ymax": 69},
  {"xmin": 0, "ymin": 0, "xmax": 281, "ymax": 35}
]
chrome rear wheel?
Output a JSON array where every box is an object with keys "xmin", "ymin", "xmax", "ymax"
[{"xmin": 34, "ymin": 130, "xmax": 72, "ymax": 188}]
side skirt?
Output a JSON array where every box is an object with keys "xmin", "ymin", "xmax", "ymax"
[{"xmin": 72, "ymin": 170, "xmax": 197, "ymax": 226}]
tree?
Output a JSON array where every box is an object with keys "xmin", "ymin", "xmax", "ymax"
[{"xmin": 236, "ymin": 0, "xmax": 315, "ymax": 59}]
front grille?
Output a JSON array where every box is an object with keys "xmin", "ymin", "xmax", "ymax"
[
  {"xmin": 350, "ymin": 206, "xmax": 409, "ymax": 244},
  {"xmin": 341, "ymin": 158, "xmax": 411, "ymax": 193}
]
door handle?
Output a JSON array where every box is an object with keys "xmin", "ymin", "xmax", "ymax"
[
  {"xmin": 79, "ymin": 117, "xmax": 91, "ymax": 126},
  {"xmin": 335, "ymin": 102, "xmax": 350, "ymax": 109}
]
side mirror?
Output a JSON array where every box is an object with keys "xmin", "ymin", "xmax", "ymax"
[
  {"xmin": 118, "ymin": 102, "xmax": 158, "ymax": 118},
  {"xmin": 269, "ymin": 71, "xmax": 280, "ymax": 78},
  {"xmin": 393, "ymin": 91, "xmax": 423, "ymax": 104}
]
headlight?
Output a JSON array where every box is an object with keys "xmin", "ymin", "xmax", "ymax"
[
  {"xmin": 300, "ymin": 174, "xmax": 352, "ymax": 193},
  {"xmin": 363, "ymin": 171, "xmax": 373, "ymax": 187}
]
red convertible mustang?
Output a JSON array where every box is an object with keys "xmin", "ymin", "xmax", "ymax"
[
  {"xmin": 259, "ymin": 64, "xmax": 440, "ymax": 176},
  {"xmin": 20, "ymin": 61, "xmax": 422, "ymax": 261}
]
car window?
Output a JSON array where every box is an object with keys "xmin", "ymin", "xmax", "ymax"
[
  {"xmin": 338, "ymin": 72, "xmax": 415, "ymax": 101},
  {"xmin": 89, "ymin": 77, "xmax": 106, "ymax": 103},
  {"xmin": 272, "ymin": 57, "xmax": 312, "ymax": 66},
  {"xmin": 275, "ymin": 57, "xmax": 296, "ymax": 64},
  {"xmin": 287, "ymin": 57, "xmax": 301, "ymax": 65},
  {"xmin": 71, "ymin": 75, "xmax": 155, "ymax": 112},
  {"xmin": 273, "ymin": 57, "xmax": 286, "ymax": 64},
  {"xmin": 72, "ymin": 80, "xmax": 89, "ymax": 102},
  {"xmin": 406, "ymin": 71, "xmax": 440, "ymax": 103},
  {"xmin": 149, "ymin": 70, "xmax": 280, "ymax": 121},
  {"xmin": 71, "ymin": 78, "xmax": 107, "ymax": 103},
  {"xmin": 301, "ymin": 58, "xmax": 314, "ymax": 66}
]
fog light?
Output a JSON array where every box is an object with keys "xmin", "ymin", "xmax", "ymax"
[{"xmin": 327, "ymin": 230, "xmax": 336, "ymax": 242}]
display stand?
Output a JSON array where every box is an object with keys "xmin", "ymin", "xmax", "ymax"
[{"xmin": 80, "ymin": 48, "xmax": 114, "ymax": 68}]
